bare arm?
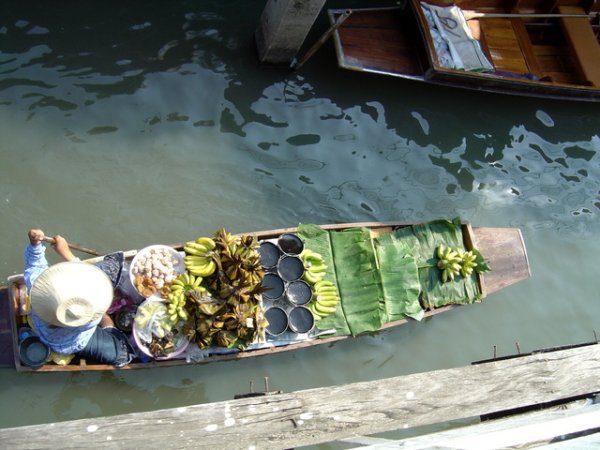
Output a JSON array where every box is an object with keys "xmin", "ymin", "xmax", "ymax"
[{"xmin": 51, "ymin": 235, "xmax": 76, "ymax": 262}]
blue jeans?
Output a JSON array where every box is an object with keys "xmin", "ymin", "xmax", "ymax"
[{"xmin": 79, "ymin": 326, "xmax": 134, "ymax": 367}]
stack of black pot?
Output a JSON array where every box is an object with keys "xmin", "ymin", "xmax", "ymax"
[{"xmin": 259, "ymin": 233, "xmax": 315, "ymax": 338}]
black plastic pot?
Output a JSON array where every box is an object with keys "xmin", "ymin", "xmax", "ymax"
[
  {"xmin": 265, "ymin": 307, "xmax": 288, "ymax": 336},
  {"xmin": 277, "ymin": 233, "xmax": 304, "ymax": 256},
  {"xmin": 261, "ymin": 273, "xmax": 285, "ymax": 300},
  {"xmin": 288, "ymin": 306, "xmax": 315, "ymax": 334},
  {"xmin": 286, "ymin": 280, "xmax": 313, "ymax": 306},
  {"xmin": 277, "ymin": 255, "xmax": 304, "ymax": 282},
  {"xmin": 258, "ymin": 241, "xmax": 281, "ymax": 269}
]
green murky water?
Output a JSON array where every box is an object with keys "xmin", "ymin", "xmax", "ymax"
[{"xmin": 1, "ymin": 0, "xmax": 600, "ymax": 437}]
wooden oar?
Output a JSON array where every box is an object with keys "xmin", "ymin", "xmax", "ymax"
[
  {"xmin": 291, "ymin": 9, "xmax": 352, "ymax": 70},
  {"xmin": 42, "ymin": 236, "xmax": 103, "ymax": 257},
  {"xmin": 463, "ymin": 10, "xmax": 594, "ymax": 20}
]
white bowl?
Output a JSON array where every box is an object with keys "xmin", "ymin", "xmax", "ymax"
[
  {"xmin": 132, "ymin": 298, "xmax": 189, "ymax": 360},
  {"xmin": 129, "ymin": 245, "xmax": 185, "ymax": 298}
]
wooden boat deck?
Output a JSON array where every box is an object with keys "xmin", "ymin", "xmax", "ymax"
[
  {"xmin": 330, "ymin": 7, "xmax": 427, "ymax": 79},
  {"xmin": 0, "ymin": 222, "xmax": 530, "ymax": 371}
]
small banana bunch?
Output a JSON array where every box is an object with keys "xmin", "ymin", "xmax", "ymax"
[
  {"xmin": 184, "ymin": 237, "xmax": 217, "ymax": 277},
  {"xmin": 436, "ymin": 244, "xmax": 478, "ymax": 282},
  {"xmin": 300, "ymin": 249, "xmax": 327, "ymax": 284},
  {"xmin": 166, "ymin": 272, "xmax": 204, "ymax": 323},
  {"xmin": 166, "ymin": 290, "xmax": 188, "ymax": 324},
  {"xmin": 307, "ymin": 280, "xmax": 340, "ymax": 321},
  {"xmin": 459, "ymin": 249, "xmax": 478, "ymax": 278}
]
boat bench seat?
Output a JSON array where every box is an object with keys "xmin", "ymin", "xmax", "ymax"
[
  {"xmin": 479, "ymin": 18, "xmax": 546, "ymax": 79},
  {"xmin": 557, "ymin": 5, "xmax": 600, "ymax": 87}
]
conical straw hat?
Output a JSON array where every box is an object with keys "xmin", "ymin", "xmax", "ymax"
[{"xmin": 30, "ymin": 262, "xmax": 113, "ymax": 327}]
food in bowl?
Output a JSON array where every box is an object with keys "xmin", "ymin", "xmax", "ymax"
[
  {"xmin": 130, "ymin": 245, "xmax": 184, "ymax": 298},
  {"xmin": 133, "ymin": 298, "xmax": 189, "ymax": 359}
]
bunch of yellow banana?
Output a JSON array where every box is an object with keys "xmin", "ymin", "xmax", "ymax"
[
  {"xmin": 307, "ymin": 280, "xmax": 340, "ymax": 320},
  {"xmin": 300, "ymin": 249, "xmax": 327, "ymax": 284},
  {"xmin": 184, "ymin": 237, "xmax": 217, "ymax": 277},
  {"xmin": 166, "ymin": 272, "xmax": 204, "ymax": 323},
  {"xmin": 171, "ymin": 272, "xmax": 205, "ymax": 294},
  {"xmin": 166, "ymin": 290, "xmax": 188, "ymax": 324}
]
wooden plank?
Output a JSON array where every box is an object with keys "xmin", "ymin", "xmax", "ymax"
[
  {"xmin": 511, "ymin": 18, "xmax": 546, "ymax": 78},
  {"xmin": 1, "ymin": 344, "xmax": 599, "ymax": 449},
  {"xmin": 557, "ymin": 5, "xmax": 600, "ymax": 87},
  {"xmin": 471, "ymin": 227, "xmax": 530, "ymax": 295},
  {"xmin": 480, "ymin": 18, "xmax": 530, "ymax": 74},
  {"xmin": 381, "ymin": 402, "xmax": 600, "ymax": 449}
]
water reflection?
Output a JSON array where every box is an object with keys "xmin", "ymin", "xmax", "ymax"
[{"xmin": 1, "ymin": 0, "xmax": 600, "ymax": 432}]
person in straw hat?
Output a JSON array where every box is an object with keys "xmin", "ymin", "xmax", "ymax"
[{"xmin": 24, "ymin": 229, "xmax": 133, "ymax": 367}]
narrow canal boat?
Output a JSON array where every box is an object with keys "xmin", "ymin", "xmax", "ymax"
[
  {"xmin": 328, "ymin": 0, "xmax": 600, "ymax": 102},
  {"xmin": 1, "ymin": 220, "xmax": 530, "ymax": 372}
]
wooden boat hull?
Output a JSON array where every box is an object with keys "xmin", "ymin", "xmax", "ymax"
[
  {"xmin": 329, "ymin": 1, "xmax": 600, "ymax": 102},
  {"xmin": 2, "ymin": 221, "xmax": 530, "ymax": 372}
]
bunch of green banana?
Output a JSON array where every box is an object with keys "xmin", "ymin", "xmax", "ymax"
[
  {"xmin": 300, "ymin": 249, "xmax": 327, "ymax": 284},
  {"xmin": 459, "ymin": 250, "xmax": 478, "ymax": 277},
  {"xmin": 307, "ymin": 280, "xmax": 340, "ymax": 320},
  {"xmin": 184, "ymin": 237, "xmax": 217, "ymax": 277},
  {"xmin": 436, "ymin": 244, "xmax": 463, "ymax": 283},
  {"xmin": 436, "ymin": 244, "xmax": 479, "ymax": 282}
]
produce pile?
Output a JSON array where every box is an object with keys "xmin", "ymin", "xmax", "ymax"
[
  {"xmin": 178, "ymin": 228, "xmax": 269, "ymax": 350},
  {"xmin": 296, "ymin": 219, "xmax": 491, "ymax": 337},
  {"xmin": 127, "ymin": 219, "xmax": 490, "ymax": 358}
]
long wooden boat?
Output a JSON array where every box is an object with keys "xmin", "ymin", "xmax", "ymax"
[
  {"xmin": 1, "ymin": 221, "xmax": 530, "ymax": 372},
  {"xmin": 328, "ymin": 0, "xmax": 600, "ymax": 102}
]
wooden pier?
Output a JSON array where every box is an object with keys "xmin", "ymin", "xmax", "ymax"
[{"xmin": 1, "ymin": 341, "xmax": 599, "ymax": 449}]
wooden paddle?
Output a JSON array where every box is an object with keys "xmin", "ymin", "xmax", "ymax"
[
  {"xmin": 463, "ymin": 10, "xmax": 594, "ymax": 20},
  {"xmin": 42, "ymin": 236, "xmax": 103, "ymax": 257}
]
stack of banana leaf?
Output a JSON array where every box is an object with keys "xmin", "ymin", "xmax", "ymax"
[{"xmin": 297, "ymin": 218, "xmax": 486, "ymax": 337}]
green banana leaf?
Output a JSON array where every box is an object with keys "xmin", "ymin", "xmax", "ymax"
[
  {"xmin": 297, "ymin": 224, "xmax": 351, "ymax": 336},
  {"xmin": 298, "ymin": 224, "xmax": 384, "ymax": 336},
  {"xmin": 297, "ymin": 218, "xmax": 482, "ymax": 338},
  {"xmin": 329, "ymin": 227, "xmax": 383, "ymax": 336},
  {"xmin": 393, "ymin": 218, "xmax": 482, "ymax": 309},
  {"xmin": 374, "ymin": 233, "xmax": 424, "ymax": 322}
]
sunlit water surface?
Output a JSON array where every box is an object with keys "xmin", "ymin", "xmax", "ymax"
[{"xmin": 1, "ymin": 1, "xmax": 600, "ymax": 440}]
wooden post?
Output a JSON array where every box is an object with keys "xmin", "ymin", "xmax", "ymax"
[{"xmin": 255, "ymin": 0, "xmax": 327, "ymax": 65}]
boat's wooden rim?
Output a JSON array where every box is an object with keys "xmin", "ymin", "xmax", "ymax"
[{"xmin": 5, "ymin": 221, "xmax": 530, "ymax": 372}]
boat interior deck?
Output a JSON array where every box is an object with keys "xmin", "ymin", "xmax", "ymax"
[
  {"xmin": 329, "ymin": 7, "xmax": 428, "ymax": 78},
  {"xmin": 470, "ymin": 3, "xmax": 600, "ymax": 87}
]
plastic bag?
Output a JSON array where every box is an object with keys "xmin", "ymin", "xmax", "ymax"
[{"xmin": 134, "ymin": 299, "xmax": 171, "ymax": 343}]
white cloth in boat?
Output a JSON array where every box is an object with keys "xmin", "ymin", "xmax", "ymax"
[{"xmin": 421, "ymin": 3, "xmax": 493, "ymax": 72}]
